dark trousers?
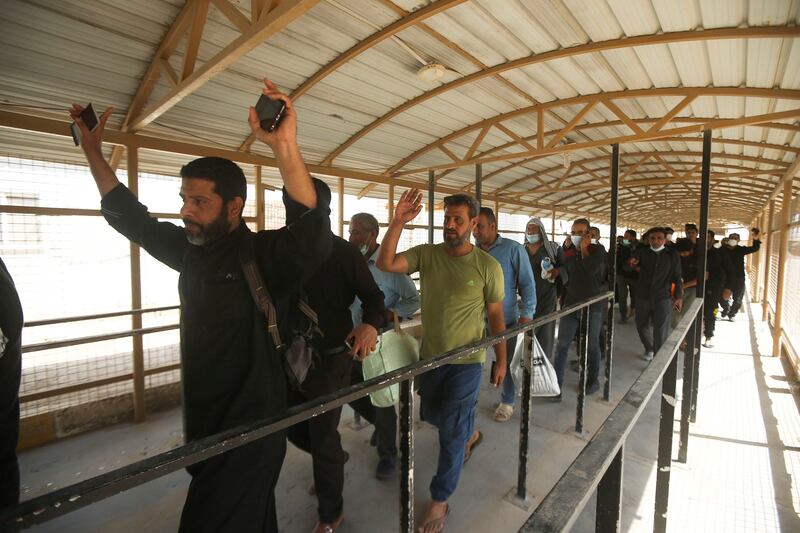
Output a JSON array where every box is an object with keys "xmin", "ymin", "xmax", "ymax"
[
  {"xmin": 554, "ymin": 308, "xmax": 603, "ymax": 387},
  {"xmin": 348, "ymin": 362, "xmax": 398, "ymax": 460},
  {"xmin": 720, "ymin": 277, "xmax": 746, "ymax": 318},
  {"xmin": 287, "ymin": 351, "xmax": 353, "ymax": 523},
  {"xmin": 704, "ymin": 288, "xmax": 720, "ymax": 338},
  {"xmin": 635, "ymin": 297, "xmax": 672, "ymax": 354},
  {"xmin": 616, "ymin": 275, "xmax": 637, "ymax": 319},
  {"xmin": 0, "ymin": 336, "xmax": 21, "ymax": 509}
]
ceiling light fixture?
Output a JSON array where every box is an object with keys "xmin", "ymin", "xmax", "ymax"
[{"xmin": 417, "ymin": 63, "xmax": 447, "ymax": 82}]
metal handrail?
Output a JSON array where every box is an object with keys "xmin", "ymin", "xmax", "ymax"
[
  {"xmin": 519, "ymin": 298, "xmax": 704, "ymax": 533},
  {"xmin": 2, "ymin": 292, "xmax": 614, "ymax": 531},
  {"xmin": 24, "ymin": 305, "xmax": 179, "ymax": 328},
  {"xmin": 21, "ymin": 324, "xmax": 179, "ymax": 353}
]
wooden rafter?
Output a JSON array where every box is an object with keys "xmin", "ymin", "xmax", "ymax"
[
  {"xmin": 211, "ymin": 0, "xmax": 251, "ymax": 33},
  {"xmin": 465, "ymin": 125, "xmax": 492, "ymax": 161},
  {"xmin": 439, "ymin": 145, "xmax": 460, "ymax": 162},
  {"xmin": 238, "ymin": 0, "xmax": 467, "ymax": 151},
  {"xmin": 600, "ymin": 97, "xmax": 644, "ymax": 135},
  {"xmin": 648, "ymin": 95, "xmax": 697, "ymax": 133},
  {"xmin": 494, "ymin": 123, "xmax": 536, "ymax": 151},
  {"xmin": 181, "ymin": 0, "xmax": 210, "ymax": 81},
  {"xmin": 393, "ymin": 107, "xmax": 800, "ymax": 177},
  {"xmin": 324, "ymin": 26, "xmax": 800, "ymax": 165},
  {"xmin": 129, "ymin": 0, "xmax": 320, "ymax": 131},
  {"xmin": 546, "ymin": 97, "xmax": 600, "ymax": 148},
  {"xmin": 385, "ymin": 87, "xmax": 800, "ymax": 176}
]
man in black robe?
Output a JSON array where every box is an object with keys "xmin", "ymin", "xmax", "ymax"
[
  {"xmin": 0, "ymin": 257, "xmax": 23, "ymax": 509},
  {"xmin": 69, "ymin": 79, "xmax": 332, "ymax": 533}
]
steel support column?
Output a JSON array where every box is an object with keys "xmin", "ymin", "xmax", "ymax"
[
  {"xmin": 475, "ymin": 163, "xmax": 482, "ymax": 206},
  {"xmin": 595, "ymin": 445, "xmax": 624, "ymax": 533},
  {"xmin": 337, "ymin": 177, "xmax": 344, "ymax": 237},
  {"xmin": 576, "ymin": 306, "xmax": 589, "ymax": 433},
  {"xmin": 604, "ymin": 144, "xmax": 619, "ymax": 401},
  {"xmin": 515, "ymin": 330, "xmax": 534, "ymax": 502},
  {"xmin": 654, "ymin": 353, "xmax": 678, "ymax": 533},
  {"xmin": 399, "ymin": 378, "xmax": 415, "ymax": 533},
  {"xmin": 690, "ymin": 129, "xmax": 712, "ymax": 423}
]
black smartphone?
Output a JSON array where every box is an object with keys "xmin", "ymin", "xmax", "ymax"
[
  {"xmin": 81, "ymin": 103, "xmax": 99, "ymax": 132},
  {"xmin": 255, "ymin": 94, "xmax": 286, "ymax": 132}
]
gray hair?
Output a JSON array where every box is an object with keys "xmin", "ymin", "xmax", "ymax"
[{"xmin": 351, "ymin": 212, "xmax": 379, "ymax": 235}]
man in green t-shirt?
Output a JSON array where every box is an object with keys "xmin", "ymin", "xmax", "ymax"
[{"xmin": 377, "ymin": 189, "xmax": 506, "ymax": 532}]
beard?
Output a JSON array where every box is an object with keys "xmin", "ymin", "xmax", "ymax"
[
  {"xmin": 183, "ymin": 207, "xmax": 230, "ymax": 246},
  {"xmin": 443, "ymin": 226, "xmax": 471, "ymax": 249}
]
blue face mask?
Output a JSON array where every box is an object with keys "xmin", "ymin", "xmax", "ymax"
[
  {"xmin": 571, "ymin": 235, "xmax": 583, "ymax": 248},
  {"xmin": 526, "ymin": 233, "xmax": 541, "ymax": 244},
  {"xmin": 622, "ymin": 239, "xmax": 630, "ymax": 246}
]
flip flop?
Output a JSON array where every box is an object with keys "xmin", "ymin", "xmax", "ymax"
[
  {"xmin": 463, "ymin": 430, "xmax": 483, "ymax": 464},
  {"xmin": 417, "ymin": 503, "xmax": 450, "ymax": 533}
]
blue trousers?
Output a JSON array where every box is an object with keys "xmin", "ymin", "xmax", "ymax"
[
  {"xmin": 418, "ymin": 363, "xmax": 482, "ymax": 502},
  {"xmin": 554, "ymin": 308, "xmax": 603, "ymax": 388}
]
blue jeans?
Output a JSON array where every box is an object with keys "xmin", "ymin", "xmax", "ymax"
[
  {"xmin": 554, "ymin": 309, "xmax": 603, "ymax": 388},
  {"xmin": 418, "ymin": 363, "xmax": 482, "ymax": 502},
  {"xmin": 500, "ymin": 322, "xmax": 519, "ymax": 405}
]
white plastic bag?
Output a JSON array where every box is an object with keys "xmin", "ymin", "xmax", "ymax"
[{"xmin": 512, "ymin": 332, "xmax": 560, "ymax": 397}]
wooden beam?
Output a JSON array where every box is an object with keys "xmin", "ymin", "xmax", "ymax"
[
  {"xmin": 211, "ymin": 0, "xmax": 251, "ymax": 33},
  {"xmin": 648, "ymin": 95, "xmax": 697, "ymax": 133},
  {"xmin": 131, "ymin": 0, "xmax": 320, "ymax": 131},
  {"xmin": 357, "ymin": 182, "xmax": 377, "ymax": 199},
  {"xmin": 158, "ymin": 57, "xmax": 179, "ymax": 88},
  {"xmin": 537, "ymin": 109, "xmax": 544, "ymax": 149},
  {"xmin": 393, "ymin": 108, "xmax": 800, "ymax": 176},
  {"xmin": 439, "ymin": 144, "xmax": 460, "ymax": 162},
  {"xmin": 494, "ymin": 122, "xmax": 536, "ymax": 151},
  {"xmin": 327, "ymin": 26, "xmax": 800, "ymax": 165},
  {"xmin": 181, "ymin": 0, "xmax": 211, "ymax": 81},
  {"xmin": 465, "ymin": 125, "xmax": 492, "ymax": 160},
  {"xmin": 386, "ymin": 87, "xmax": 800, "ymax": 176},
  {"xmin": 600, "ymin": 97, "xmax": 644, "ymax": 135},
  {"xmin": 546, "ymin": 97, "xmax": 600, "ymax": 148}
]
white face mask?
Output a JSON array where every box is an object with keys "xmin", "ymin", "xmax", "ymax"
[
  {"xmin": 359, "ymin": 244, "xmax": 369, "ymax": 256},
  {"xmin": 713, "ymin": 242, "xmax": 722, "ymax": 249},
  {"xmin": 727, "ymin": 239, "xmax": 738, "ymax": 247},
  {"xmin": 570, "ymin": 235, "xmax": 583, "ymax": 248},
  {"xmin": 590, "ymin": 238, "xmax": 598, "ymax": 245},
  {"xmin": 526, "ymin": 233, "xmax": 541, "ymax": 244},
  {"xmin": 651, "ymin": 244, "xmax": 665, "ymax": 252}
]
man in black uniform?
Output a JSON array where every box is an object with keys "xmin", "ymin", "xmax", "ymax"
[
  {"xmin": 616, "ymin": 229, "xmax": 639, "ymax": 323},
  {"xmin": 287, "ymin": 234, "xmax": 386, "ymax": 533},
  {"xmin": 69, "ymin": 79, "xmax": 332, "ymax": 533},
  {"xmin": 719, "ymin": 229, "xmax": 761, "ymax": 321},
  {"xmin": 0, "ymin": 257, "xmax": 23, "ymax": 509},
  {"xmin": 703, "ymin": 231, "xmax": 735, "ymax": 348}
]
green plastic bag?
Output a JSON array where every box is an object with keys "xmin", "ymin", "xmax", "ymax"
[{"xmin": 362, "ymin": 325, "xmax": 420, "ymax": 408}]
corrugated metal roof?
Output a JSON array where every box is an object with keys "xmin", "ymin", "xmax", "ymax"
[{"xmin": 1, "ymin": 0, "xmax": 798, "ymax": 227}]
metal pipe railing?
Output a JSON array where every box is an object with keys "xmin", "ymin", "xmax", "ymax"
[
  {"xmin": 2, "ymin": 292, "xmax": 614, "ymax": 532},
  {"xmin": 23, "ymin": 305, "xmax": 179, "ymax": 328},
  {"xmin": 519, "ymin": 298, "xmax": 704, "ymax": 533},
  {"xmin": 21, "ymin": 324, "xmax": 179, "ymax": 353}
]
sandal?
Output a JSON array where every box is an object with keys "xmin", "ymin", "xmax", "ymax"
[
  {"xmin": 417, "ymin": 503, "xmax": 450, "ymax": 533},
  {"xmin": 463, "ymin": 430, "xmax": 483, "ymax": 464},
  {"xmin": 493, "ymin": 403, "xmax": 514, "ymax": 422}
]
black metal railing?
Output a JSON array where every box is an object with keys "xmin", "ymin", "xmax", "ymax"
[
  {"xmin": 519, "ymin": 298, "xmax": 704, "ymax": 533},
  {"xmin": 2, "ymin": 292, "xmax": 615, "ymax": 532}
]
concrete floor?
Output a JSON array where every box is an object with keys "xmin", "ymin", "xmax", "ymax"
[{"xmin": 17, "ymin": 301, "xmax": 800, "ymax": 532}]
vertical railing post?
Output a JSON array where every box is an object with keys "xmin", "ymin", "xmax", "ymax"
[
  {"xmin": 595, "ymin": 444, "xmax": 624, "ymax": 533},
  {"xmin": 337, "ymin": 177, "xmax": 345, "ymax": 238},
  {"xmin": 255, "ymin": 165, "xmax": 264, "ymax": 231},
  {"xmin": 515, "ymin": 330, "xmax": 534, "ymax": 502},
  {"xmin": 576, "ymin": 306, "xmax": 589, "ymax": 433},
  {"xmin": 475, "ymin": 163, "xmax": 482, "ymax": 206},
  {"xmin": 551, "ymin": 208, "xmax": 556, "ymax": 241},
  {"xmin": 690, "ymin": 129, "xmax": 712, "ymax": 423},
  {"xmin": 127, "ymin": 144, "xmax": 146, "ymax": 423},
  {"xmin": 399, "ymin": 378, "xmax": 415, "ymax": 533},
  {"xmin": 654, "ymin": 353, "xmax": 679, "ymax": 533},
  {"xmin": 605, "ymin": 143, "xmax": 619, "ymax": 401},
  {"xmin": 428, "ymin": 170, "xmax": 435, "ymax": 244},
  {"xmin": 772, "ymin": 179, "xmax": 792, "ymax": 357},
  {"xmin": 762, "ymin": 201, "xmax": 775, "ymax": 322},
  {"xmin": 677, "ymin": 315, "xmax": 697, "ymax": 463}
]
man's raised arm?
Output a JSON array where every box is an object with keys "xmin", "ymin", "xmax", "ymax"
[
  {"xmin": 376, "ymin": 188, "xmax": 423, "ymax": 274},
  {"xmin": 247, "ymin": 79, "xmax": 316, "ymax": 210},
  {"xmin": 68, "ymin": 104, "xmax": 119, "ymax": 197}
]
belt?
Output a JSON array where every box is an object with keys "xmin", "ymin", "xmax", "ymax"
[{"xmin": 317, "ymin": 345, "xmax": 348, "ymax": 356}]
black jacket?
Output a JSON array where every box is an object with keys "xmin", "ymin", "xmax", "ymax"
[
  {"xmin": 706, "ymin": 246, "xmax": 735, "ymax": 295},
  {"xmin": 616, "ymin": 241, "xmax": 640, "ymax": 279},
  {"xmin": 101, "ymin": 179, "xmax": 332, "ymax": 447},
  {"xmin": 561, "ymin": 243, "xmax": 608, "ymax": 311},
  {"xmin": 633, "ymin": 246, "xmax": 682, "ymax": 301},
  {"xmin": 722, "ymin": 241, "xmax": 761, "ymax": 282}
]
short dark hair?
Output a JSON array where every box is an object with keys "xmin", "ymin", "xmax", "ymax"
[
  {"xmin": 647, "ymin": 226, "xmax": 667, "ymax": 238},
  {"xmin": 443, "ymin": 193, "xmax": 479, "ymax": 219},
  {"xmin": 589, "ymin": 226, "xmax": 600, "ymax": 234},
  {"xmin": 478, "ymin": 207, "xmax": 496, "ymax": 225},
  {"xmin": 707, "ymin": 229, "xmax": 716, "ymax": 238},
  {"xmin": 624, "ymin": 229, "xmax": 637, "ymax": 239},
  {"xmin": 664, "ymin": 227, "xmax": 674, "ymax": 234},
  {"xmin": 684, "ymin": 223, "xmax": 698, "ymax": 231},
  {"xmin": 573, "ymin": 217, "xmax": 590, "ymax": 228},
  {"xmin": 351, "ymin": 212, "xmax": 379, "ymax": 235},
  {"xmin": 180, "ymin": 157, "xmax": 247, "ymax": 207},
  {"xmin": 676, "ymin": 238, "xmax": 694, "ymax": 252},
  {"xmin": 729, "ymin": 232, "xmax": 740, "ymax": 240}
]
